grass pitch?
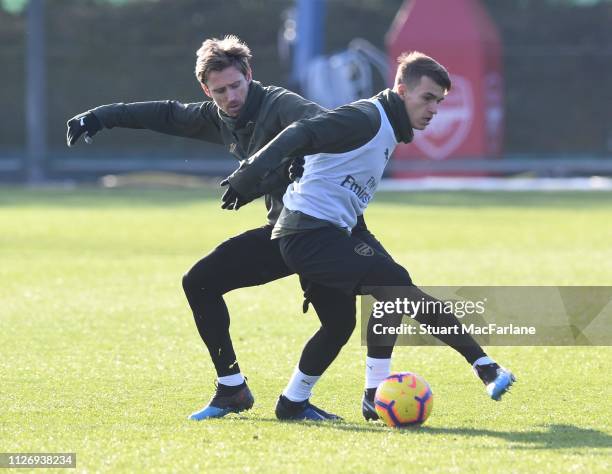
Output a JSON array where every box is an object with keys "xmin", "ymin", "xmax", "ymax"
[{"xmin": 1, "ymin": 187, "xmax": 611, "ymax": 473}]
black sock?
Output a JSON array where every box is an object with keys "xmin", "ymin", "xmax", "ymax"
[
  {"xmin": 217, "ymin": 381, "xmax": 246, "ymax": 395},
  {"xmin": 365, "ymin": 387, "xmax": 376, "ymax": 400}
]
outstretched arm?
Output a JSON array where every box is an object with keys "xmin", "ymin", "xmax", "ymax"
[
  {"xmin": 236, "ymin": 89, "xmax": 327, "ymax": 196},
  {"xmin": 66, "ymin": 100, "xmax": 223, "ymax": 146},
  {"xmin": 225, "ymin": 100, "xmax": 380, "ymax": 204}
]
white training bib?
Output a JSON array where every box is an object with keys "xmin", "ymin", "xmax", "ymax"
[{"xmin": 283, "ymin": 99, "xmax": 398, "ymax": 231}]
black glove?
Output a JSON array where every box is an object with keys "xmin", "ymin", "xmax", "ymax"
[
  {"xmin": 288, "ymin": 156, "xmax": 305, "ymax": 181},
  {"xmin": 66, "ymin": 111, "xmax": 102, "ymax": 147},
  {"xmin": 220, "ymin": 178, "xmax": 251, "ymax": 210}
]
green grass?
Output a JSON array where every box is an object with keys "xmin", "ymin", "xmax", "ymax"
[{"xmin": 1, "ymin": 187, "xmax": 611, "ymax": 473}]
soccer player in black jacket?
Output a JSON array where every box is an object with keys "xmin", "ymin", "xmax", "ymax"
[
  {"xmin": 224, "ymin": 52, "xmax": 515, "ymax": 420},
  {"xmin": 67, "ymin": 35, "xmax": 388, "ymax": 421}
]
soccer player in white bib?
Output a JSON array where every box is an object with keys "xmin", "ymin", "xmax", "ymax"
[{"xmin": 224, "ymin": 52, "xmax": 515, "ymax": 421}]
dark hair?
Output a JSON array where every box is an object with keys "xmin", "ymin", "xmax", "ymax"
[
  {"xmin": 395, "ymin": 51, "xmax": 451, "ymax": 91},
  {"xmin": 195, "ymin": 35, "xmax": 252, "ymax": 84}
]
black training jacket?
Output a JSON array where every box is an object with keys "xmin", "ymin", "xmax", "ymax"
[
  {"xmin": 89, "ymin": 81, "xmax": 326, "ymax": 224},
  {"xmin": 226, "ymin": 89, "xmax": 414, "ymax": 201}
]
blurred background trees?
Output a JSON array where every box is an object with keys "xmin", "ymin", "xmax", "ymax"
[{"xmin": 1, "ymin": 0, "xmax": 611, "ymax": 157}]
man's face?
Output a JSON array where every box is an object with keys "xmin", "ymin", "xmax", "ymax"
[
  {"xmin": 201, "ymin": 66, "xmax": 252, "ymax": 117},
  {"xmin": 397, "ymin": 76, "xmax": 447, "ymax": 130}
]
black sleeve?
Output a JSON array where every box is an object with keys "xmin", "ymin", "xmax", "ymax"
[
  {"xmin": 90, "ymin": 100, "xmax": 224, "ymax": 144},
  {"xmin": 227, "ymin": 100, "xmax": 380, "ymax": 199},
  {"xmin": 247, "ymin": 90, "xmax": 328, "ymax": 194},
  {"xmin": 275, "ymin": 89, "xmax": 327, "ymax": 127}
]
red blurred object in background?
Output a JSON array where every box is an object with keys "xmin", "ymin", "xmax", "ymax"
[{"xmin": 386, "ymin": 0, "xmax": 504, "ymax": 176}]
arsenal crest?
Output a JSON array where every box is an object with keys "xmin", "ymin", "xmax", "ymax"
[{"xmin": 354, "ymin": 243, "xmax": 374, "ymax": 257}]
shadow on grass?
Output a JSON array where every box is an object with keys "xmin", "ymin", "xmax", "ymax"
[
  {"xmin": 409, "ymin": 424, "xmax": 611, "ymax": 450},
  {"xmin": 252, "ymin": 418, "xmax": 612, "ymax": 450}
]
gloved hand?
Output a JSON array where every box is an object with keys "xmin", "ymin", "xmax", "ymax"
[
  {"xmin": 220, "ymin": 178, "xmax": 251, "ymax": 210},
  {"xmin": 288, "ymin": 156, "xmax": 304, "ymax": 181},
  {"xmin": 66, "ymin": 111, "xmax": 102, "ymax": 147}
]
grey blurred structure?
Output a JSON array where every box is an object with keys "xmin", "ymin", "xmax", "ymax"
[
  {"xmin": 304, "ymin": 38, "xmax": 389, "ymax": 109},
  {"xmin": 1, "ymin": 0, "xmax": 611, "ymax": 183},
  {"xmin": 24, "ymin": 0, "xmax": 45, "ymax": 183}
]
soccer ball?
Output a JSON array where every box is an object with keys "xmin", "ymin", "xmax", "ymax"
[{"xmin": 374, "ymin": 372, "xmax": 433, "ymax": 428}]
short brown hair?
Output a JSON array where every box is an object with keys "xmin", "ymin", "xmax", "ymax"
[
  {"xmin": 195, "ymin": 35, "xmax": 252, "ymax": 84},
  {"xmin": 395, "ymin": 51, "xmax": 451, "ymax": 91}
]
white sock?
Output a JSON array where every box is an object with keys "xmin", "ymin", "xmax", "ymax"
[
  {"xmin": 282, "ymin": 366, "xmax": 321, "ymax": 402},
  {"xmin": 472, "ymin": 356, "xmax": 495, "ymax": 368},
  {"xmin": 217, "ymin": 373, "xmax": 245, "ymax": 387},
  {"xmin": 365, "ymin": 356, "xmax": 391, "ymax": 389}
]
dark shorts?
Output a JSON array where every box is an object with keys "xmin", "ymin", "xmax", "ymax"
[
  {"xmin": 187, "ymin": 225, "xmax": 292, "ymax": 294},
  {"xmin": 279, "ymin": 226, "xmax": 397, "ymax": 295}
]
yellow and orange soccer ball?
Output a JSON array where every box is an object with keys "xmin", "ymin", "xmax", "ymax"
[{"xmin": 374, "ymin": 372, "xmax": 433, "ymax": 428}]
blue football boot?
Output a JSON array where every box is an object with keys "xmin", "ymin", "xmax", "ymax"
[
  {"xmin": 275, "ymin": 395, "xmax": 342, "ymax": 421},
  {"xmin": 188, "ymin": 382, "xmax": 254, "ymax": 420},
  {"xmin": 362, "ymin": 388, "xmax": 379, "ymax": 421},
  {"xmin": 474, "ymin": 363, "xmax": 516, "ymax": 401}
]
